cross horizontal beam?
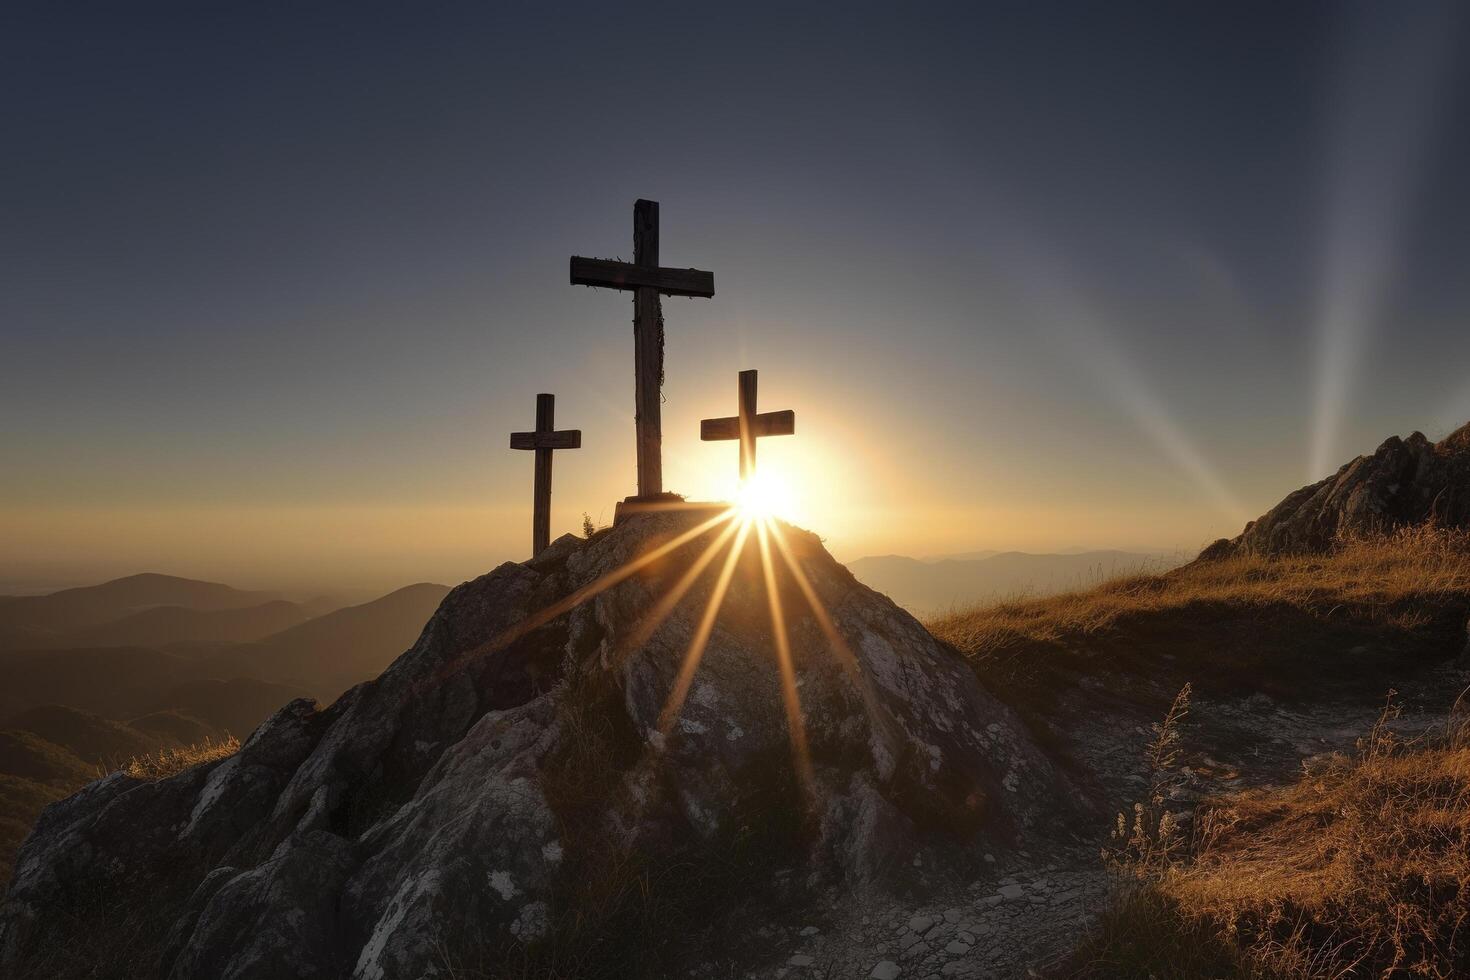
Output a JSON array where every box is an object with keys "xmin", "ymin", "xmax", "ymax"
[
  {"xmin": 569, "ymin": 256, "xmax": 715, "ymax": 298},
  {"xmin": 700, "ymin": 410, "xmax": 795, "ymax": 442},
  {"xmin": 510, "ymin": 430, "xmax": 582, "ymax": 451}
]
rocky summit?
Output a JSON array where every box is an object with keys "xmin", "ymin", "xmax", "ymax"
[
  {"xmin": 1204, "ymin": 421, "xmax": 1470, "ymax": 558},
  {"xmin": 0, "ymin": 508, "xmax": 1070, "ymax": 979}
]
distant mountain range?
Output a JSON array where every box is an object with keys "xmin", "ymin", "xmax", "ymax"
[
  {"xmin": 0, "ymin": 573, "xmax": 348, "ymax": 651},
  {"xmin": 0, "ymin": 571, "xmax": 451, "ymax": 883},
  {"xmin": 848, "ymin": 549, "xmax": 1185, "ymax": 614},
  {"xmin": 205, "ymin": 583, "xmax": 453, "ymax": 699}
]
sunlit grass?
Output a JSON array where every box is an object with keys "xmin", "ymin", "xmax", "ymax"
[
  {"xmin": 1062, "ymin": 695, "xmax": 1470, "ymax": 979},
  {"xmin": 931, "ymin": 525, "xmax": 1470, "ymax": 656},
  {"xmin": 118, "ymin": 735, "xmax": 239, "ymax": 781}
]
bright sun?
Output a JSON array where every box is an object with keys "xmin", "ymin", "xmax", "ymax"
[{"xmin": 734, "ymin": 468, "xmax": 797, "ymax": 522}]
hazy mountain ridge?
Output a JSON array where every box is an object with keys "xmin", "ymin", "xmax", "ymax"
[
  {"xmin": 0, "ymin": 573, "xmax": 450, "ymax": 888},
  {"xmin": 216, "ymin": 582, "xmax": 452, "ymax": 699},
  {"xmin": 0, "ymin": 574, "xmax": 282, "ymax": 639},
  {"xmin": 848, "ymin": 548, "xmax": 1183, "ymax": 613},
  {"xmin": 0, "ymin": 575, "xmax": 344, "ymax": 652}
]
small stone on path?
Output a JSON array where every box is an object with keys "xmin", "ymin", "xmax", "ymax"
[{"xmin": 871, "ymin": 961, "xmax": 901, "ymax": 980}]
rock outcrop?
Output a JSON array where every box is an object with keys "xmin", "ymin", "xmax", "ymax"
[
  {"xmin": 1203, "ymin": 422, "xmax": 1470, "ymax": 558},
  {"xmin": 0, "ymin": 509, "xmax": 1069, "ymax": 979}
]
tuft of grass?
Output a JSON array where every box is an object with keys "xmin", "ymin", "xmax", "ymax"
[
  {"xmin": 117, "ymin": 734, "xmax": 239, "ymax": 781},
  {"xmin": 1103, "ymin": 684, "xmax": 1192, "ymax": 880},
  {"xmin": 1056, "ymin": 886, "xmax": 1276, "ymax": 979}
]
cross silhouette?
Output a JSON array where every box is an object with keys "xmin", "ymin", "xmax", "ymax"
[
  {"xmin": 570, "ymin": 199, "xmax": 714, "ymax": 501},
  {"xmin": 509, "ymin": 393, "xmax": 581, "ymax": 556},
  {"xmin": 700, "ymin": 370, "xmax": 795, "ymax": 479}
]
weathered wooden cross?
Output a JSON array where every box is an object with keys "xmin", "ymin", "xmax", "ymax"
[
  {"xmin": 509, "ymin": 393, "xmax": 581, "ymax": 556},
  {"xmin": 570, "ymin": 199, "xmax": 714, "ymax": 501},
  {"xmin": 700, "ymin": 370, "xmax": 795, "ymax": 479}
]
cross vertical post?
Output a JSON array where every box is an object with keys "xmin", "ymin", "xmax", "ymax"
[
  {"xmin": 738, "ymin": 367, "xmax": 757, "ymax": 479},
  {"xmin": 532, "ymin": 393, "xmax": 555, "ymax": 555},
  {"xmin": 510, "ymin": 393, "xmax": 582, "ymax": 557},
  {"xmin": 570, "ymin": 200, "xmax": 714, "ymax": 506},
  {"xmin": 633, "ymin": 200, "xmax": 663, "ymax": 497}
]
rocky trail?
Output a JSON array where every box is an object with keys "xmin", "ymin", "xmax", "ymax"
[{"xmin": 739, "ymin": 656, "xmax": 1470, "ymax": 980}]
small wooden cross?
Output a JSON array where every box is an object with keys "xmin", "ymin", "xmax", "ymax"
[
  {"xmin": 570, "ymin": 199, "xmax": 714, "ymax": 500},
  {"xmin": 510, "ymin": 393, "xmax": 582, "ymax": 556},
  {"xmin": 700, "ymin": 370, "xmax": 795, "ymax": 479}
]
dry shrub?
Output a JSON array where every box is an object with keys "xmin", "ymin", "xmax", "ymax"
[
  {"xmin": 118, "ymin": 735, "xmax": 239, "ymax": 781},
  {"xmin": 1104, "ymin": 684, "xmax": 1193, "ymax": 879}
]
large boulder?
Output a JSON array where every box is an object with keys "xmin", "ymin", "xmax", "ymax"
[
  {"xmin": 0, "ymin": 508, "xmax": 1071, "ymax": 979},
  {"xmin": 1203, "ymin": 422, "xmax": 1470, "ymax": 558}
]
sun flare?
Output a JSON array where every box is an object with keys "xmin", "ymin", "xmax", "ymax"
[{"xmin": 733, "ymin": 468, "xmax": 797, "ymax": 523}]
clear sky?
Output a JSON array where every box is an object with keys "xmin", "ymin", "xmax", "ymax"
[{"xmin": 4, "ymin": 1, "xmax": 1470, "ymax": 593}]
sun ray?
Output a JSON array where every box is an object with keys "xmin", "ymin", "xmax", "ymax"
[
  {"xmin": 656, "ymin": 517, "xmax": 753, "ymax": 735},
  {"xmin": 611, "ymin": 515, "xmax": 745, "ymax": 668},
  {"xmin": 766, "ymin": 520, "xmax": 892, "ymax": 740},
  {"xmin": 428, "ymin": 509, "xmax": 737, "ymax": 687},
  {"xmin": 755, "ymin": 518, "xmax": 815, "ymax": 794}
]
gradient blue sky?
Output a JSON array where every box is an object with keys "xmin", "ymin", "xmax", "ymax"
[{"xmin": 4, "ymin": 1, "xmax": 1470, "ymax": 592}]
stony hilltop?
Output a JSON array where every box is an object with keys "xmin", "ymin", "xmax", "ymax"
[
  {"xmin": 1204, "ymin": 421, "xmax": 1470, "ymax": 558},
  {"xmin": 0, "ymin": 510, "xmax": 1071, "ymax": 979}
]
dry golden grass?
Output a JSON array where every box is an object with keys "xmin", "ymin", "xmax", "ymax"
[
  {"xmin": 118, "ymin": 735, "xmax": 239, "ymax": 781},
  {"xmin": 1063, "ymin": 695, "xmax": 1470, "ymax": 979},
  {"xmin": 1160, "ymin": 696, "xmax": 1470, "ymax": 979},
  {"xmin": 928, "ymin": 526, "xmax": 1470, "ymax": 726},
  {"xmin": 931, "ymin": 526, "xmax": 1470, "ymax": 656}
]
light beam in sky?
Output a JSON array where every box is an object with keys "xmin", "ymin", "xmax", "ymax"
[
  {"xmin": 1308, "ymin": 0, "xmax": 1460, "ymax": 480},
  {"xmin": 1003, "ymin": 236, "xmax": 1251, "ymax": 527}
]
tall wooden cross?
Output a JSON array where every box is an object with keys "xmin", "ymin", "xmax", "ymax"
[
  {"xmin": 700, "ymin": 370, "xmax": 795, "ymax": 479},
  {"xmin": 510, "ymin": 393, "xmax": 581, "ymax": 556},
  {"xmin": 570, "ymin": 199, "xmax": 714, "ymax": 500}
]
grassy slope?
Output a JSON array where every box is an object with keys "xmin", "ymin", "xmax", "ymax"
[
  {"xmin": 931, "ymin": 526, "xmax": 1470, "ymax": 721},
  {"xmin": 927, "ymin": 528, "xmax": 1470, "ymax": 978},
  {"xmin": 1059, "ymin": 704, "xmax": 1470, "ymax": 979}
]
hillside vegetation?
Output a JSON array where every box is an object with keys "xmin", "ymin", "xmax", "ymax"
[
  {"xmin": 928, "ymin": 527, "xmax": 1470, "ymax": 977},
  {"xmin": 931, "ymin": 525, "xmax": 1470, "ymax": 714},
  {"xmin": 1059, "ymin": 694, "xmax": 1470, "ymax": 979}
]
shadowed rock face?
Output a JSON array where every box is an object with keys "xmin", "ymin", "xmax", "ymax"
[
  {"xmin": 1203, "ymin": 422, "xmax": 1470, "ymax": 558},
  {"xmin": 0, "ymin": 509, "xmax": 1070, "ymax": 979}
]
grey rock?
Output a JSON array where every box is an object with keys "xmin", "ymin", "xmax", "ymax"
[
  {"xmin": 1203, "ymin": 423, "xmax": 1470, "ymax": 558},
  {"xmin": 1, "ymin": 510, "xmax": 1072, "ymax": 978}
]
